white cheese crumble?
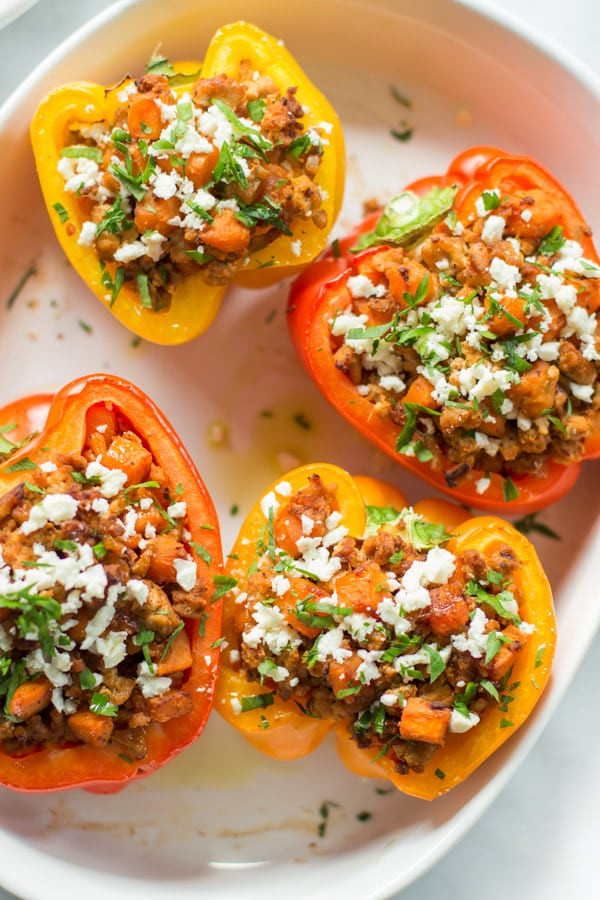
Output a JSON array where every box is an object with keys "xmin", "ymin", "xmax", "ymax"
[
  {"xmin": 85, "ymin": 460, "xmax": 128, "ymax": 498},
  {"xmin": 449, "ymin": 709, "xmax": 480, "ymax": 733},
  {"xmin": 174, "ymin": 558, "xmax": 197, "ymax": 591},
  {"xmin": 21, "ymin": 493, "xmax": 79, "ymax": 535}
]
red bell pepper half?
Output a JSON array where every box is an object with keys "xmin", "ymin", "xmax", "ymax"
[{"xmin": 288, "ymin": 146, "xmax": 600, "ymax": 513}]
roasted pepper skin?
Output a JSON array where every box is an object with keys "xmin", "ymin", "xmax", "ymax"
[
  {"xmin": 30, "ymin": 22, "xmax": 345, "ymax": 345},
  {"xmin": 288, "ymin": 146, "xmax": 600, "ymax": 514},
  {"xmin": 215, "ymin": 463, "xmax": 555, "ymax": 800},
  {"xmin": 0, "ymin": 374, "xmax": 223, "ymax": 793}
]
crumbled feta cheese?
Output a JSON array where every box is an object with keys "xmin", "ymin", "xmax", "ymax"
[
  {"xmin": 301, "ymin": 514, "xmax": 314, "ymax": 535},
  {"xmin": 570, "ymin": 381, "xmax": 594, "ymax": 403},
  {"xmin": 271, "ymin": 574, "xmax": 291, "ymax": 596},
  {"xmin": 127, "ymin": 579, "xmax": 149, "ymax": 606},
  {"xmin": 174, "ymin": 558, "xmax": 197, "ymax": 591},
  {"xmin": 260, "ymin": 490, "xmax": 279, "ymax": 518},
  {"xmin": 167, "ymin": 501, "xmax": 187, "ymax": 519},
  {"xmin": 85, "ymin": 460, "xmax": 127, "ymax": 498},
  {"xmin": 244, "ymin": 603, "xmax": 301, "ymax": 653},
  {"xmin": 39, "ymin": 461, "xmax": 57, "ymax": 473},
  {"xmin": 489, "ymin": 256, "xmax": 521, "ymax": 294},
  {"xmin": 451, "ymin": 607, "xmax": 489, "ymax": 658},
  {"xmin": 91, "ymin": 497, "xmax": 109, "ymax": 515},
  {"xmin": 21, "ymin": 493, "xmax": 79, "ymax": 535},
  {"xmin": 449, "ymin": 709, "xmax": 480, "ymax": 733},
  {"xmin": 346, "ymin": 275, "xmax": 387, "ymax": 299},
  {"xmin": 275, "ymin": 481, "xmax": 292, "ymax": 497},
  {"xmin": 78, "ymin": 220, "xmax": 97, "ymax": 247},
  {"xmin": 481, "ymin": 215, "xmax": 505, "ymax": 244},
  {"xmin": 114, "ymin": 241, "xmax": 147, "ymax": 263},
  {"xmin": 475, "ymin": 477, "xmax": 491, "ymax": 495}
]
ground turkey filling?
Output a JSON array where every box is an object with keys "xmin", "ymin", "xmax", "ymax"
[
  {"xmin": 0, "ymin": 404, "xmax": 209, "ymax": 762},
  {"xmin": 230, "ymin": 475, "xmax": 534, "ymax": 774},
  {"xmin": 59, "ymin": 60, "xmax": 328, "ymax": 309},
  {"xmin": 331, "ymin": 189, "xmax": 600, "ymax": 493}
]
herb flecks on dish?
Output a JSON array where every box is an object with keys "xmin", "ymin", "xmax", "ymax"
[{"xmin": 58, "ymin": 59, "xmax": 329, "ymax": 312}]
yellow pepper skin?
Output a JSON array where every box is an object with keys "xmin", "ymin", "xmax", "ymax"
[
  {"xmin": 30, "ymin": 22, "xmax": 345, "ymax": 345},
  {"xmin": 216, "ymin": 464, "xmax": 555, "ymax": 800}
]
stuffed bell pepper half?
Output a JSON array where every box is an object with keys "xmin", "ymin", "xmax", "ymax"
[
  {"xmin": 0, "ymin": 374, "xmax": 223, "ymax": 792},
  {"xmin": 215, "ymin": 463, "xmax": 555, "ymax": 800},
  {"xmin": 288, "ymin": 146, "xmax": 600, "ymax": 513},
  {"xmin": 31, "ymin": 22, "xmax": 345, "ymax": 344}
]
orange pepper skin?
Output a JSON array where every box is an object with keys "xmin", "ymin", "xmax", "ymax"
[
  {"xmin": 30, "ymin": 22, "xmax": 344, "ymax": 345},
  {"xmin": 288, "ymin": 146, "xmax": 600, "ymax": 514},
  {"xmin": 215, "ymin": 463, "xmax": 555, "ymax": 799},
  {"xmin": 0, "ymin": 374, "xmax": 223, "ymax": 793}
]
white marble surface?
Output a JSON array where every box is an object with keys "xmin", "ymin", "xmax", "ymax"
[{"xmin": 0, "ymin": 0, "xmax": 598, "ymax": 897}]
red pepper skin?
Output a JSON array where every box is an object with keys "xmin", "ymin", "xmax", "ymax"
[
  {"xmin": 0, "ymin": 375, "xmax": 223, "ymax": 793},
  {"xmin": 288, "ymin": 146, "xmax": 600, "ymax": 513},
  {"xmin": 0, "ymin": 393, "xmax": 54, "ymax": 447}
]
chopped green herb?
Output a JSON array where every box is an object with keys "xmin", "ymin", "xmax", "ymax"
[
  {"xmin": 61, "ymin": 145, "xmax": 102, "ymax": 163},
  {"xmin": 353, "ymin": 186, "xmax": 457, "ymax": 252},
  {"xmin": 247, "ymin": 98, "xmax": 267, "ymax": 122},
  {"xmin": 502, "ymin": 477, "xmax": 520, "ymax": 502},
  {"xmin": 78, "ymin": 320, "xmax": 92, "ymax": 334},
  {"xmin": 92, "ymin": 541, "xmax": 107, "ymax": 560},
  {"xmin": 390, "ymin": 85, "xmax": 412, "ymax": 108},
  {"xmin": 390, "ymin": 126, "xmax": 413, "ymax": 142},
  {"xmin": 513, "ymin": 512, "xmax": 560, "ymax": 541},
  {"xmin": 190, "ymin": 542, "xmax": 212, "ymax": 565},
  {"xmin": 211, "ymin": 574, "xmax": 237, "ymax": 602},
  {"xmin": 538, "ymin": 225, "xmax": 565, "ymax": 257},
  {"xmin": 481, "ymin": 190, "xmax": 500, "ymax": 211},
  {"xmin": 241, "ymin": 692, "xmax": 274, "ymax": 712},
  {"xmin": 5, "ymin": 457, "xmax": 37, "ymax": 473},
  {"xmin": 89, "ymin": 692, "xmax": 118, "ymax": 717},
  {"xmin": 424, "ymin": 644, "xmax": 446, "ymax": 683},
  {"xmin": 356, "ymin": 811, "xmax": 372, "ymax": 822},
  {"xmin": 331, "ymin": 238, "xmax": 341, "ymax": 258},
  {"xmin": 293, "ymin": 412, "xmax": 311, "ymax": 430},
  {"xmin": 317, "ymin": 800, "xmax": 339, "ymax": 837},
  {"xmin": 198, "ymin": 612, "xmax": 209, "ymax": 638},
  {"xmin": 7, "ymin": 265, "xmax": 37, "ymax": 310},
  {"xmin": 52, "ymin": 201, "xmax": 69, "ymax": 223},
  {"xmin": 137, "ymin": 273, "xmax": 152, "ymax": 309},
  {"xmin": 434, "ymin": 768, "xmax": 446, "ymax": 780},
  {"xmin": 499, "ymin": 718, "xmax": 514, "ymax": 728},
  {"xmin": 146, "ymin": 55, "xmax": 175, "ymax": 77},
  {"xmin": 78, "ymin": 668, "xmax": 96, "ymax": 690}
]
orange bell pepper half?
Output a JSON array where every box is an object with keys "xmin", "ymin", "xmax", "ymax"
[
  {"xmin": 288, "ymin": 146, "xmax": 600, "ymax": 513},
  {"xmin": 215, "ymin": 462, "xmax": 555, "ymax": 800},
  {"xmin": 30, "ymin": 22, "xmax": 344, "ymax": 345},
  {"xmin": 0, "ymin": 374, "xmax": 223, "ymax": 793}
]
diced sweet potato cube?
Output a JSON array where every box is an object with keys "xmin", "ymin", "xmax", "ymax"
[
  {"xmin": 68, "ymin": 710, "xmax": 114, "ymax": 747},
  {"xmin": 147, "ymin": 690, "xmax": 194, "ymax": 723},
  {"xmin": 156, "ymin": 627, "xmax": 193, "ymax": 676},
  {"xmin": 103, "ymin": 432, "xmax": 153, "ymax": 485},
  {"xmin": 8, "ymin": 677, "xmax": 52, "ymax": 720},
  {"xmin": 399, "ymin": 696, "xmax": 451, "ymax": 745},
  {"xmin": 486, "ymin": 624, "xmax": 526, "ymax": 680}
]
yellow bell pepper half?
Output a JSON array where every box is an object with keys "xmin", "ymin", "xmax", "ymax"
[
  {"xmin": 30, "ymin": 22, "xmax": 345, "ymax": 344},
  {"xmin": 215, "ymin": 463, "xmax": 555, "ymax": 800}
]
